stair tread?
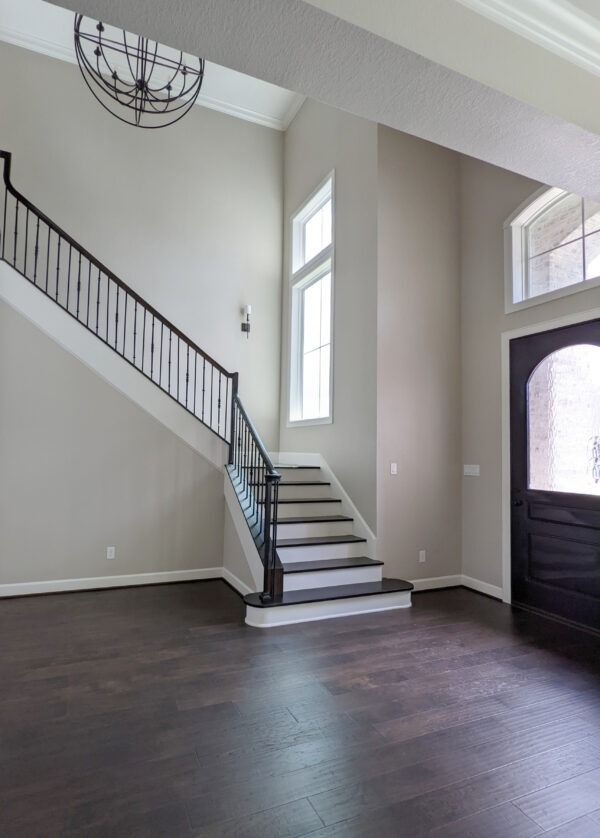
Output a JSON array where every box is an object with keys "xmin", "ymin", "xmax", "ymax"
[
  {"xmin": 283, "ymin": 557, "xmax": 384, "ymax": 573},
  {"xmin": 277, "ymin": 534, "xmax": 367, "ymax": 547},
  {"xmin": 276, "ymin": 515, "xmax": 353, "ymax": 525},
  {"xmin": 279, "ymin": 480, "xmax": 331, "ymax": 486},
  {"xmin": 244, "ymin": 578, "xmax": 413, "ymax": 608},
  {"xmin": 278, "ymin": 497, "xmax": 341, "ymax": 504},
  {"xmin": 274, "ymin": 464, "xmax": 321, "ymax": 469}
]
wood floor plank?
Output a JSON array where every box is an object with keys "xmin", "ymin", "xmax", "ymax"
[{"xmin": 1, "ymin": 583, "xmax": 599, "ymax": 838}]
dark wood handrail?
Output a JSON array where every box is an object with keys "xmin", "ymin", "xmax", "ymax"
[
  {"xmin": 0, "ymin": 150, "xmax": 233, "ymax": 379},
  {"xmin": 232, "ymin": 393, "xmax": 277, "ymax": 475}
]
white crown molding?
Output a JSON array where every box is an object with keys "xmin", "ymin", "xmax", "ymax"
[
  {"xmin": 455, "ymin": 0, "xmax": 600, "ymax": 77},
  {"xmin": 0, "ymin": 22, "xmax": 302, "ymax": 130}
]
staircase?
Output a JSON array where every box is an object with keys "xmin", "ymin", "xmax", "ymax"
[{"xmin": 0, "ymin": 149, "xmax": 412, "ymax": 626}]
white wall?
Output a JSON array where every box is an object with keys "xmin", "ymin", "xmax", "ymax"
[
  {"xmin": 0, "ymin": 40, "xmax": 283, "ymax": 447},
  {"xmin": 377, "ymin": 126, "xmax": 462, "ymax": 582},
  {"xmin": 278, "ymin": 99, "xmax": 379, "ymax": 530},
  {"xmin": 460, "ymin": 154, "xmax": 600, "ymax": 590},
  {"xmin": 0, "ymin": 300, "xmax": 224, "ymax": 587}
]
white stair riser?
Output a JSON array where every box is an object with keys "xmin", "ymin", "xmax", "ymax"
[
  {"xmin": 277, "ymin": 541, "xmax": 367, "ymax": 562},
  {"xmin": 245, "ymin": 591, "xmax": 412, "ymax": 627},
  {"xmin": 278, "ymin": 484, "xmax": 331, "ymax": 500},
  {"xmin": 284, "ymin": 566, "xmax": 382, "ymax": 591},
  {"xmin": 275, "ymin": 467, "xmax": 324, "ymax": 480},
  {"xmin": 277, "ymin": 501, "xmax": 342, "ymax": 518},
  {"xmin": 273, "ymin": 520, "xmax": 352, "ymax": 539}
]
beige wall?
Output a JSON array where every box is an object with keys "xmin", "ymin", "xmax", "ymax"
[
  {"xmin": 377, "ymin": 126, "xmax": 462, "ymax": 581},
  {"xmin": 460, "ymin": 155, "xmax": 600, "ymax": 590},
  {"xmin": 278, "ymin": 99, "xmax": 379, "ymax": 530},
  {"xmin": 0, "ymin": 41, "xmax": 283, "ymax": 447},
  {"xmin": 0, "ymin": 301, "xmax": 224, "ymax": 584}
]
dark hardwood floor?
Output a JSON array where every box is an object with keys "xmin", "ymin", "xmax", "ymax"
[{"xmin": 1, "ymin": 582, "xmax": 600, "ymax": 837}]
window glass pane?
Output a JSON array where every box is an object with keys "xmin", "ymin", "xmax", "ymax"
[
  {"xmin": 303, "ymin": 280, "xmax": 322, "ymax": 353},
  {"xmin": 302, "ymin": 349, "xmax": 320, "ymax": 420},
  {"xmin": 527, "ymin": 240, "xmax": 583, "ymax": 298},
  {"xmin": 586, "ymin": 230, "xmax": 600, "ymax": 281},
  {"xmin": 320, "ymin": 272, "xmax": 331, "ymax": 346},
  {"xmin": 528, "ymin": 344, "xmax": 600, "ymax": 495},
  {"xmin": 319, "ymin": 344, "xmax": 330, "ymax": 418},
  {"xmin": 528, "ymin": 193, "xmax": 582, "ymax": 257},
  {"xmin": 584, "ymin": 198, "xmax": 600, "ymax": 237},
  {"xmin": 304, "ymin": 199, "xmax": 332, "ymax": 263}
]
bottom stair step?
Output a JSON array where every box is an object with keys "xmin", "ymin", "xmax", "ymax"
[{"xmin": 244, "ymin": 579, "xmax": 413, "ymax": 627}]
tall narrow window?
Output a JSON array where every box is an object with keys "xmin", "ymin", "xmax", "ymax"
[{"xmin": 289, "ymin": 175, "xmax": 334, "ymax": 424}]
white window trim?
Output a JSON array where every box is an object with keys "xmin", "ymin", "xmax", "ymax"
[
  {"xmin": 504, "ymin": 185, "xmax": 600, "ymax": 313},
  {"xmin": 287, "ymin": 171, "xmax": 335, "ymax": 427}
]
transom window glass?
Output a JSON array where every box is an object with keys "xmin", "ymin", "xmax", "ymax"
[
  {"xmin": 528, "ymin": 344, "xmax": 600, "ymax": 496},
  {"xmin": 289, "ymin": 175, "xmax": 334, "ymax": 424},
  {"xmin": 506, "ymin": 188, "xmax": 600, "ymax": 310}
]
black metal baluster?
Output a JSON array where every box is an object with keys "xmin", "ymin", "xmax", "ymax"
[
  {"xmin": 133, "ymin": 301, "xmax": 138, "ymax": 363},
  {"xmin": 76, "ymin": 252, "xmax": 82, "ymax": 319},
  {"xmin": 217, "ymin": 372, "xmax": 222, "ymax": 436},
  {"xmin": 201, "ymin": 358, "xmax": 206, "ymax": 421},
  {"xmin": 168, "ymin": 331, "xmax": 172, "ymax": 392},
  {"xmin": 45, "ymin": 227, "xmax": 51, "ymax": 292},
  {"xmin": 141, "ymin": 308, "xmax": 146, "ymax": 372},
  {"xmin": 122, "ymin": 292, "xmax": 128, "ymax": 356},
  {"xmin": 1, "ymin": 179, "xmax": 7, "ymax": 260},
  {"xmin": 224, "ymin": 375, "xmax": 230, "ymax": 443},
  {"xmin": 86, "ymin": 261, "xmax": 92, "ymax": 326},
  {"xmin": 185, "ymin": 346, "xmax": 189, "ymax": 408},
  {"xmin": 66, "ymin": 244, "xmax": 72, "ymax": 311},
  {"xmin": 114, "ymin": 286, "xmax": 120, "ymax": 350},
  {"xmin": 105, "ymin": 276, "xmax": 110, "ymax": 341},
  {"xmin": 193, "ymin": 352, "xmax": 197, "ymax": 415},
  {"xmin": 150, "ymin": 316, "xmax": 155, "ymax": 379},
  {"xmin": 13, "ymin": 199, "xmax": 19, "ymax": 267},
  {"xmin": 23, "ymin": 207, "xmax": 29, "ymax": 276},
  {"xmin": 210, "ymin": 366, "xmax": 214, "ymax": 431},
  {"xmin": 33, "ymin": 217, "xmax": 40, "ymax": 285},
  {"xmin": 95, "ymin": 268, "xmax": 101, "ymax": 334},
  {"xmin": 159, "ymin": 323, "xmax": 164, "ymax": 386},
  {"xmin": 177, "ymin": 337, "xmax": 180, "ymax": 401},
  {"xmin": 55, "ymin": 236, "xmax": 61, "ymax": 302}
]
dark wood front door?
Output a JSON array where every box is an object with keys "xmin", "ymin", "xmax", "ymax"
[{"xmin": 510, "ymin": 319, "xmax": 600, "ymax": 632}]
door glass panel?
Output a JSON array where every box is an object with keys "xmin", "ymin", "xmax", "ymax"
[{"xmin": 528, "ymin": 344, "xmax": 600, "ymax": 495}]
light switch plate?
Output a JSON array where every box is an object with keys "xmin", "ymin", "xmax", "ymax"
[{"xmin": 390, "ymin": 462, "xmax": 398, "ymax": 475}]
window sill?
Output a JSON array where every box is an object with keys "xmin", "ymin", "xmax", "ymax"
[
  {"xmin": 506, "ymin": 275, "xmax": 600, "ymax": 314},
  {"xmin": 286, "ymin": 416, "xmax": 333, "ymax": 429}
]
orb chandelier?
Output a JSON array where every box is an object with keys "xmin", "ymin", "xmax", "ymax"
[{"xmin": 73, "ymin": 14, "xmax": 205, "ymax": 128}]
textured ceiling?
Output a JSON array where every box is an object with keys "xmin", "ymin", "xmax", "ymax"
[{"xmin": 47, "ymin": 0, "xmax": 600, "ymax": 197}]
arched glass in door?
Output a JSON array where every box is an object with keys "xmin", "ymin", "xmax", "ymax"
[{"xmin": 528, "ymin": 344, "xmax": 600, "ymax": 495}]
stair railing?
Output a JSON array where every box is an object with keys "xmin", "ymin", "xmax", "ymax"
[
  {"xmin": 0, "ymin": 150, "xmax": 281, "ymax": 600},
  {"xmin": 227, "ymin": 395, "xmax": 282, "ymax": 601},
  {"xmin": 0, "ymin": 150, "xmax": 236, "ymax": 442}
]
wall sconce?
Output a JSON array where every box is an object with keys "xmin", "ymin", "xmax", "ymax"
[{"xmin": 241, "ymin": 304, "xmax": 252, "ymax": 338}]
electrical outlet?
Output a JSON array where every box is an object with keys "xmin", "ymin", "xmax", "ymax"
[
  {"xmin": 390, "ymin": 462, "xmax": 398, "ymax": 476},
  {"xmin": 106, "ymin": 546, "xmax": 116, "ymax": 560},
  {"xmin": 419, "ymin": 550, "xmax": 426, "ymax": 564}
]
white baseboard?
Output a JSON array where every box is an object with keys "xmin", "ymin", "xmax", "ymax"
[
  {"xmin": 222, "ymin": 567, "xmax": 254, "ymax": 596},
  {"xmin": 0, "ymin": 568, "xmax": 222, "ymax": 598},
  {"xmin": 410, "ymin": 574, "xmax": 503, "ymax": 600},
  {"xmin": 410, "ymin": 575, "xmax": 462, "ymax": 591},
  {"xmin": 461, "ymin": 575, "xmax": 503, "ymax": 600}
]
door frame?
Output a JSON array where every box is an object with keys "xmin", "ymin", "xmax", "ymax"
[{"xmin": 500, "ymin": 305, "xmax": 600, "ymax": 604}]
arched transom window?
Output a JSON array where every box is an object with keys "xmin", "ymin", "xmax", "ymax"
[{"xmin": 505, "ymin": 187, "xmax": 600, "ymax": 311}]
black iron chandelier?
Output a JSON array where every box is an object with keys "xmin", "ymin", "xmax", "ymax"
[{"xmin": 73, "ymin": 14, "xmax": 205, "ymax": 128}]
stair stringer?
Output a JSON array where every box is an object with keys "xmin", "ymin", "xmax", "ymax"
[
  {"xmin": 223, "ymin": 471, "xmax": 264, "ymax": 594},
  {"xmin": 0, "ymin": 262, "xmax": 227, "ymax": 470}
]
